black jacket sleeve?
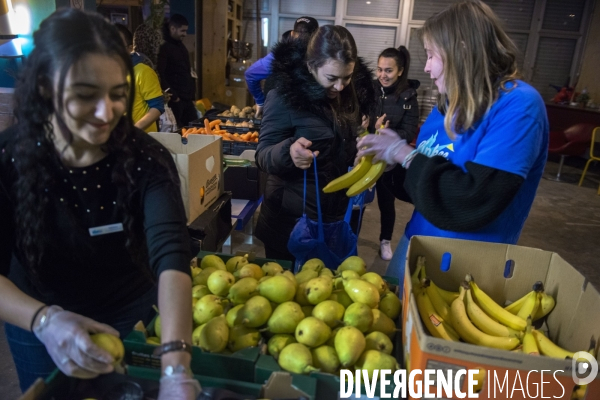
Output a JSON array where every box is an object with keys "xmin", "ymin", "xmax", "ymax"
[
  {"xmin": 157, "ymin": 45, "xmax": 176, "ymax": 100},
  {"xmin": 0, "ymin": 178, "xmax": 12, "ymax": 276},
  {"xmin": 404, "ymin": 154, "xmax": 524, "ymax": 231},
  {"xmin": 395, "ymin": 95, "xmax": 420, "ymax": 143},
  {"xmin": 255, "ymin": 91, "xmax": 298, "ymax": 176}
]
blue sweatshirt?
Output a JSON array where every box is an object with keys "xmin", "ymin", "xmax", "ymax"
[{"xmin": 244, "ymin": 52, "xmax": 275, "ymax": 106}]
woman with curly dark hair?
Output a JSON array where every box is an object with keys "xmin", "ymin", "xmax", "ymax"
[{"xmin": 0, "ymin": 9, "xmax": 199, "ymax": 398}]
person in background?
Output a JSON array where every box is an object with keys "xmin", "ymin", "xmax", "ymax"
[
  {"xmin": 157, "ymin": 13, "xmax": 196, "ymax": 128},
  {"xmin": 370, "ymin": 46, "xmax": 420, "ymax": 260},
  {"xmin": 254, "ymin": 25, "xmax": 375, "ymax": 262},
  {"xmin": 245, "ymin": 16, "xmax": 319, "ymax": 119},
  {"xmin": 0, "ymin": 9, "xmax": 198, "ymax": 398},
  {"xmin": 356, "ymin": 0, "xmax": 548, "ymax": 285},
  {"xmin": 115, "ymin": 23, "xmax": 165, "ymax": 133}
]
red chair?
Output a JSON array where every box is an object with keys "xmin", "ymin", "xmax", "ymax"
[{"xmin": 547, "ymin": 123, "xmax": 595, "ymax": 181}]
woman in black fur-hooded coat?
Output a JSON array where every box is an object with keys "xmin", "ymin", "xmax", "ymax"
[{"xmin": 255, "ymin": 25, "xmax": 376, "ymax": 262}]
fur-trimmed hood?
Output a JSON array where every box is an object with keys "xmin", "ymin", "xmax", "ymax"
[{"xmin": 269, "ymin": 39, "xmax": 376, "ymax": 121}]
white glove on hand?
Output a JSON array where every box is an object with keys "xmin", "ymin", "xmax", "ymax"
[
  {"xmin": 158, "ymin": 372, "xmax": 202, "ymax": 400},
  {"xmin": 356, "ymin": 128, "xmax": 410, "ymax": 165},
  {"xmin": 33, "ymin": 306, "xmax": 119, "ymax": 378}
]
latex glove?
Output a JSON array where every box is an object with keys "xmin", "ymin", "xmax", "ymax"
[
  {"xmin": 158, "ymin": 372, "xmax": 202, "ymax": 400},
  {"xmin": 290, "ymin": 137, "xmax": 319, "ymax": 169},
  {"xmin": 33, "ymin": 306, "xmax": 119, "ymax": 379},
  {"xmin": 356, "ymin": 127, "xmax": 412, "ymax": 165},
  {"xmin": 255, "ymin": 104, "xmax": 263, "ymax": 119}
]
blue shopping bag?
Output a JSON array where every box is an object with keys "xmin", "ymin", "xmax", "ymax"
[{"xmin": 287, "ymin": 158, "xmax": 361, "ymax": 272}]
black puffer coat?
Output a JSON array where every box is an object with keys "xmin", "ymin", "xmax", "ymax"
[
  {"xmin": 368, "ymin": 79, "xmax": 420, "ymax": 141},
  {"xmin": 255, "ymin": 39, "xmax": 375, "ymax": 251}
]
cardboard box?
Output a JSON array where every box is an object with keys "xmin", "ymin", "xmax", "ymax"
[
  {"xmin": 402, "ymin": 236, "xmax": 600, "ymax": 399},
  {"xmin": 149, "ymin": 132, "xmax": 224, "ymax": 224},
  {"xmin": 224, "ymin": 161, "xmax": 267, "ymax": 201}
]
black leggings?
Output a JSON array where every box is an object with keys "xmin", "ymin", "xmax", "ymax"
[{"xmin": 376, "ymin": 178, "xmax": 395, "ymax": 241}]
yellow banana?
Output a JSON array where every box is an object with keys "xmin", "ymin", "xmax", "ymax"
[
  {"xmin": 572, "ymin": 337, "xmax": 597, "ymax": 399},
  {"xmin": 504, "ymin": 291, "xmax": 534, "ymax": 314},
  {"xmin": 346, "ymin": 160, "xmax": 386, "ymax": 197},
  {"xmin": 522, "ymin": 317, "xmax": 539, "ymax": 356},
  {"xmin": 424, "ymin": 279, "xmax": 452, "ymax": 323},
  {"xmin": 465, "ymin": 287, "xmax": 521, "ymax": 339},
  {"xmin": 532, "ymin": 330, "xmax": 575, "ymax": 359},
  {"xmin": 516, "ymin": 290, "xmax": 540, "ymax": 321},
  {"xmin": 466, "ymin": 275, "xmax": 527, "ymax": 331},
  {"xmin": 411, "ymin": 256, "xmax": 425, "ymax": 288},
  {"xmin": 533, "ymin": 291, "xmax": 556, "ymax": 321},
  {"xmin": 323, "ymin": 156, "xmax": 373, "ymax": 193},
  {"xmin": 430, "ymin": 279, "xmax": 459, "ymax": 305},
  {"xmin": 450, "ymin": 285, "xmax": 520, "ymax": 351},
  {"xmin": 414, "ymin": 285, "xmax": 459, "ymax": 342}
]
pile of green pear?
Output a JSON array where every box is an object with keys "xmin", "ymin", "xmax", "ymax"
[{"xmin": 159, "ymin": 254, "xmax": 403, "ymax": 377}]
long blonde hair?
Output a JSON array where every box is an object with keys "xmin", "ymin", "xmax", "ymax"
[{"xmin": 420, "ymin": 0, "xmax": 520, "ymax": 137}]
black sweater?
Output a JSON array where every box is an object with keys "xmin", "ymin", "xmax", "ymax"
[{"xmin": 0, "ymin": 126, "xmax": 191, "ymax": 321}]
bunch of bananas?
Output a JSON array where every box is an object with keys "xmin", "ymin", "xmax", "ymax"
[
  {"xmin": 412, "ymin": 256, "xmax": 589, "ymax": 356},
  {"xmin": 322, "ymin": 130, "xmax": 386, "ymax": 197}
]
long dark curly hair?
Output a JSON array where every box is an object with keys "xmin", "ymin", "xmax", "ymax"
[{"xmin": 13, "ymin": 8, "xmax": 171, "ymax": 282}]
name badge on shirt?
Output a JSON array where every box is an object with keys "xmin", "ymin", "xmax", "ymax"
[{"xmin": 89, "ymin": 223, "xmax": 124, "ymax": 237}]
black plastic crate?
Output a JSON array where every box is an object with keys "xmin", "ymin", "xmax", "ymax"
[{"xmin": 223, "ymin": 140, "xmax": 258, "ymax": 156}]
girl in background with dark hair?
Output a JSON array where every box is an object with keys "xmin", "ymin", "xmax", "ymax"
[
  {"xmin": 370, "ymin": 46, "xmax": 420, "ymax": 261},
  {"xmin": 255, "ymin": 25, "xmax": 375, "ymax": 262},
  {"xmin": 0, "ymin": 9, "xmax": 199, "ymax": 398}
]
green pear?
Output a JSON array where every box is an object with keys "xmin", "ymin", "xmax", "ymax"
[
  {"xmin": 277, "ymin": 270, "xmax": 297, "ymax": 286},
  {"xmin": 201, "ymin": 255, "xmax": 227, "ymax": 271},
  {"xmin": 319, "ymin": 268, "xmax": 334, "ymax": 278},
  {"xmin": 258, "ymin": 276, "xmax": 272, "ymax": 284},
  {"xmin": 301, "ymin": 305, "xmax": 314, "ymax": 318},
  {"xmin": 154, "ymin": 315, "xmax": 161, "ymax": 338},
  {"xmin": 361, "ymin": 272, "xmax": 388, "ymax": 296},
  {"xmin": 199, "ymin": 315, "xmax": 229, "ymax": 353},
  {"xmin": 305, "ymin": 276, "xmax": 333, "ymax": 305},
  {"xmin": 278, "ymin": 343, "xmax": 319, "ymax": 374},
  {"xmin": 334, "ymin": 290, "xmax": 353, "ymax": 309},
  {"xmin": 207, "ymin": 270, "xmax": 235, "ymax": 296},
  {"xmin": 193, "ymin": 294, "xmax": 223, "ymax": 325},
  {"xmin": 294, "ymin": 282, "xmax": 311, "ymax": 306},
  {"xmin": 258, "ymin": 275, "xmax": 297, "ymax": 303},
  {"xmin": 192, "ymin": 284, "xmax": 211, "ymax": 300},
  {"xmin": 234, "ymin": 263, "xmax": 264, "ymax": 280},
  {"xmin": 228, "ymin": 277, "xmax": 259, "ymax": 305},
  {"xmin": 192, "ymin": 324, "xmax": 205, "ymax": 346},
  {"xmin": 364, "ymin": 331, "xmax": 394, "ymax": 355},
  {"xmin": 337, "ymin": 256, "xmax": 366, "ymax": 276},
  {"xmin": 193, "ymin": 267, "xmax": 217, "ymax": 286},
  {"xmin": 267, "ymin": 334, "xmax": 296, "ymax": 360},
  {"xmin": 335, "ymin": 326, "xmax": 366, "ymax": 367},
  {"xmin": 238, "ymin": 295, "xmax": 272, "ymax": 328},
  {"xmin": 334, "ymin": 270, "xmax": 361, "ymax": 290},
  {"xmin": 262, "ymin": 262, "xmax": 284, "ymax": 276},
  {"xmin": 343, "ymin": 278, "xmax": 380, "ymax": 308},
  {"xmin": 343, "ymin": 302, "xmax": 374, "ymax": 333},
  {"xmin": 311, "ymin": 345, "xmax": 340, "ymax": 374},
  {"xmin": 379, "ymin": 292, "xmax": 402, "ymax": 320},
  {"xmin": 295, "ymin": 269, "xmax": 319, "ymax": 285},
  {"xmin": 228, "ymin": 325, "xmax": 261, "ymax": 352},
  {"xmin": 355, "ymin": 350, "xmax": 399, "ymax": 380},
  {"xmin": 267, "ymin": 302, "xmax": 305, "ymax": 334},
  {"xmin": 295, "ymin": 317, "xmax": 331, "ymax": 348},
  {"xmin": 367, "ymin": 309, "xmax": 397, "ymax": 339},
  {"xmin": 226, "ymin": 304, "xmax": 244, "ymax": 328},
  {"xmin": 225, "ymin": 254, "xmax": 248, "ymax": 273},
  {"xmin": 312, "ymin": 300, "xmax": 345, "ymax": 328},
  {"xmin": 301, "ymin": 258, "xmax": 325, "ymax": 273}
]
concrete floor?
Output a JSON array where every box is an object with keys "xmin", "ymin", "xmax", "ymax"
[{"xmin": 1, "ymin": 156, "xmax": 599, "ymax": 398}]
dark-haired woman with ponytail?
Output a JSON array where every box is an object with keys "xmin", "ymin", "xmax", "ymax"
[
  {"xmin": 0, "ymin": 9, "xmax": 199, "ymax": 398},
  {"xmin": 370, "ymin": 46, "xmax": 420, "ymax": 261}
]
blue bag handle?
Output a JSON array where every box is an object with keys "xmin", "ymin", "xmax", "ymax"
[{"xmin": 303, "ymin": 157, "xmax": 324, "ymax": 242}]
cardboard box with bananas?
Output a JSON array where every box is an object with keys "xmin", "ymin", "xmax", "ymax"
[{"xmin": 402, "ymin": 236, "xmax": 600, "ymax": 400}]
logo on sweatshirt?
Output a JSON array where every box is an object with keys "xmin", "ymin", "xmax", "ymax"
[{"xmin": 416, "ymin": 131, "xmax": 454, "ymax": 159}]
